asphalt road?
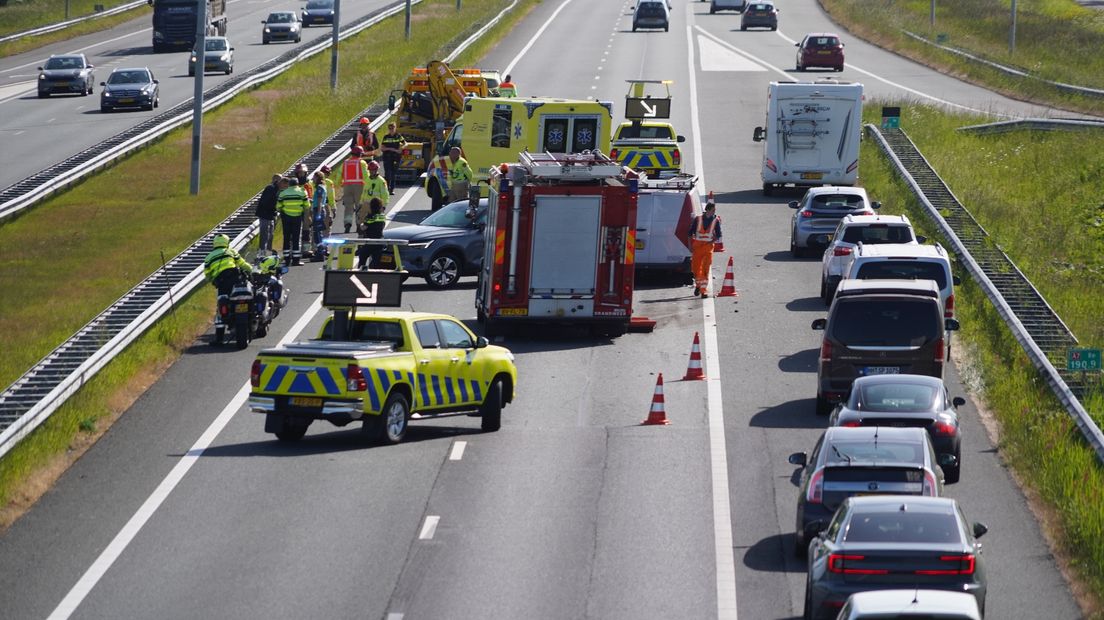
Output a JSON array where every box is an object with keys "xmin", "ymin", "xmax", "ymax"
[
  {"xmin": 0, "ymin": 0, "xmax": 1084, "ymax": 618},
  {"xmin": 0, "ymin": 0, "xmax": 396, "ymax": 191}
]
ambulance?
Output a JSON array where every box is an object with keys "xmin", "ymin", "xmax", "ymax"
[
  {"xmin": 424, "ymin": 97, "xmax": 614, "ymax": 210},
  {"xmin": 475, "ymin": 152, "xmax": 639, "ymax": 338}
]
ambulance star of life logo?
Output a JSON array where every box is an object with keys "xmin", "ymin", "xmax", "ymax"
[
  {"xmin": 576, "ymin": 127, "xmax": 593, "ymax": 146},
  {"xmin": 547, "ymin": 127, "xmax": 565, "ymax": 146},
  {"xmin": 514, "ymin": 122, "xmax": 523, "ymax": 139}
]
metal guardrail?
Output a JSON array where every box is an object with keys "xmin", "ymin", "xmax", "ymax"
[
  {"xmin": 865, "ymin": 123, "xmax": 1104, "ymax": 463},
  {"xmin": 0, "ymin": 0, "xmax": 421, "ymax": 223},
  {"xmin": 0, "ymin": 0, "xmax": 148, "ymax": 45},
  {"xmin": 0, "ymin": 0, "xmax": 519, "ymax": 460},
  {"xmin": 957, "ymin": 118, "xmax": 1104, "ymax": 135}
]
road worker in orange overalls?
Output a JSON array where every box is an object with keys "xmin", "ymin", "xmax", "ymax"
[{"xmin": 689, "ymin": 194, "xmax": 723, "ymax": 297}]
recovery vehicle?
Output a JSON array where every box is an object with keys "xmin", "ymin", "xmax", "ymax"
[
  {"xmin": 609, "ymin": 80, "xmax": 685, "ymax": 179},
  {"xmin": 475, "ymin": 152, "xmax": 639, "ymax": 338},
  {"xmin": 249, "ymin": 243, "xmax": 517, "ymax": 443},
  {"xmin": 149, "ymin": 0, "xmax": 228, "ymax": 53}
]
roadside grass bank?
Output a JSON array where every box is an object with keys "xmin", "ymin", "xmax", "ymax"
[
  {"xmin": 0, "ymin": 0, "xmax": 538, "ymax": 520},
  {"xmin": 821, "ymin": 0, "xmax": 1104, "ymax": 116},
  {"xmin": 860, "ymin": 100, "xmax": 1104, "ymax": 615},
  {"xmin": 0, "ymin": 2, "xmax": 150, "ymax": 58}
]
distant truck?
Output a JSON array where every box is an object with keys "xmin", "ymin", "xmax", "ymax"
[
  {"xmin": 150, "ymin": 0, "xmax": 228, "ymax": 53},
  {"xmin": 752, "ymin": 80, "xmax": 864, "ymax": 195}
]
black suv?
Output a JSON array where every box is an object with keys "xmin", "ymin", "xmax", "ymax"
[{"xmin": 811, "ymin": 279, "xmax": 958, "ymax": 415}]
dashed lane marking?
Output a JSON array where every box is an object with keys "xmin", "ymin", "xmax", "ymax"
[
  {"xmin": 418, "ymin": 515, "xmax": 441, "ymax": 540},
  {"xmin": 449, "ymin": 441, "xmax": 467, "ymax": 461}
]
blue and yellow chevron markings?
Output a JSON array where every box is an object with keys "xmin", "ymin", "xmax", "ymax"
[
  {"xmin": 263, "ymin": 365, "xmax": 343, "ymax": 396},
  {"xmin": 620, "ymin": 150, "xmax": 671, "ymax": 170}
]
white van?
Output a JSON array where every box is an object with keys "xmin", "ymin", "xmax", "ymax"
[
  {"xmin": 634, "ymin": 175, "xmax": 698, "ymax": 281},
  {"xmin": 752, "ymin": 80, "xmax": 864, "ymax": 196},
  {"xmin": 845, "ymin": 243, "xmax": 960, "ymax": 319}
]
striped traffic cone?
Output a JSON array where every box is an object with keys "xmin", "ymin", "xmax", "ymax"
[
  {"xmin": 683, "ymin": 332, "xmax": 706, "ymax": 381},
  {"xmin": 641, "ymin": 374, "xmax": 670, "ymax": 425},
  {"xmin": 717, "ymin": 256, "xmax": 738, "ymax": 298}
]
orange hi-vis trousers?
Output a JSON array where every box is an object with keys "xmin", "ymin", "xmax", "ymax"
[{"xmin": 691, "ymin": 238, "xmax": 715, "ymax": 291}]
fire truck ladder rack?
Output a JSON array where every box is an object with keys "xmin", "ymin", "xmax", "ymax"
[{"xmin": 519, "ymin": 151, "xmax": 623, "ymax": 179}]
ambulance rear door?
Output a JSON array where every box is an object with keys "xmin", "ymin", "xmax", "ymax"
[{"xmin": 528, "ymin": 194, "xmax": 602, "ymax": 318}]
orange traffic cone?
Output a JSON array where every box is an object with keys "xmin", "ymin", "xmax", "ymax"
[
  {"xmin": 641, "ymin": 374, "xmax": 670, "ymax": 425},
  {"xmin": 683, "ymin": 332, "xmax": 706, "ymax": 381},
  {"xmin": 717, "ymin": 256, "xmax": 738, "ymax": 298}
]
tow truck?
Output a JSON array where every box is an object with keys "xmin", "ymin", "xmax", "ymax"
[{"xmin": 609, "ymin": 80, "xmax": 685, "ymax": 179}]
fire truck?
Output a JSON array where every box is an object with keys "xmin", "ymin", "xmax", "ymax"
[{"xmin": 475, "ymin": 152, "xmax": 640, "ymax": 338}]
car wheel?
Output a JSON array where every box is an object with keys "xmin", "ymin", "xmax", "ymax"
[
  {"xmin": 664, "ymin": 24, "xmax": 669, "ymax": 31},
  {"xmin": 38, "ymin": 91, "xmax": 48, "ymax": 98},
  {"xmin": 710, "ymin": 8, "xmax": 715, "ymax": 13},
  {"xmin": 480, "ymin": 378, "xmax": 504, "ymax": 432},
  {"xmin": 740, "ymin": 25, "xmax": 746, "ymax": 30},
  {"xmin": 273, "ymin": 416, "xmax": 309, "ymax": 441},
  {"xmin": 815, "ymin": 393, "xmax": 832, "ymax": 415},
  {"xmin": 819, "ymin": 278, "xmax": 827, "ymax": 301},
  {"xmin": 143, "ymin": 101, "xmax": 154, "ymax": 111},
  {"xmin": 825, "ymin": 281, "xmax": 837, "ymax": 304},
  {"xmin": 188, "ymin": 69, "xmax": 195, "ymax": 77},
  {"xmin": 101, "ymin": 106, "xmax": 111, "ymax": 113},
  {"xmin": 794, "ymin": 530, "xmax": 807, "ymax": 558},
  {"xmin": 213, "ymin": 325, "xmax": 225, "ymax": 346},
  {"xmin": 945, "ymin": 448, "xmax": 962, "ymax": 484},
  {"xmin": 803, "ymin": 580, "xmax": 813, "ymax": 620},
  {"xmin": 154, "ymin": 96, "xmax": 159, "ymax": 108},
  {"xmin": 791, "ymin": 235, "xmax": 805, "ymax": 258},
  {"xmin": 295, "ymin": 35, "xmax": 301, "ymax": 43},
  {"xmin": 762, "ymin": 182, "xmax": 773, "ymax": 196},
  {"xmin": 373, "ymin": 391, "xmax": 410, "ymax": 444},
  {"xmin": 771, "ymin": 25, "xmax": 777, "ymax": 31},
  {"xmin": 425, "ymin": 252, "xmax": 462, "ymax": 289},
  {"xmin": 632, "ymin": 23, "xmax": 638, "ymax": 32},
  {"xmin": 263, "ymin": 37, "xmax": 270, "ymax": 44},
  {"xmin": 226, "ymin": 66, "xmax": 232, "ymax": 75}
]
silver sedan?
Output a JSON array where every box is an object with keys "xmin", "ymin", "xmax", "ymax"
[{"xmin": 189, "ymin": 37, "xmax": 234, "ymax": 76}]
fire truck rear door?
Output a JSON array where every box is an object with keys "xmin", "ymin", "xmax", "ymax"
[{"xmin": 529, "ymin": 195, "xmax": 601, "ymax": 317}]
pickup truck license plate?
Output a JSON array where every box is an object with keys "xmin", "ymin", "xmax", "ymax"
[
  {"xmin": 800, "ymin": 172, "xmax": 823, "ymax": 180},
  {"xmin": 291, "ymin": 397, "xmax": 322, "ymax": 407},
  {"xmin": 863, "ymin": 366, "xmax": 900, "ymax": 375},
  {"xmin": 235, "ymin": 303, "xmax": 250, "ymax": 313}
]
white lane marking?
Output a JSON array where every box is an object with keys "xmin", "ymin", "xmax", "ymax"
[
  {"xmin": 449, "ymin": 440, "xmax": 467, "ymax": 461},
  {"xmin": 418, "ymin": 515, "xmax": 440, "ymax": 540},
  {"xmin": 385, "ymin": 184, "xmax": 419, "ymax": 220},
  {"xmin": 698, "ymin": 35, "xmax": 766, "ymax": 72},
  {"xmin": 0, "ymin": 80, "xmax": 36, "ymax": 103},
  {"xmin": 48, "ymin": 295, "xmax": 325, "ymax": 620},
  {"xmin": 386, "ymin": 614, "xmax": 404, "ymax": 620},
  {"xmin": 687, "ymin": 8, "xmax": 738, "ymax": 619},
  {"xmin": 502, "ymin": 0, "xmax": 574, "ymax": 76}
]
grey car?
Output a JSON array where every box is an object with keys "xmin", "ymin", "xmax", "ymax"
[
  {"xmin": 710, "ymin": 0, "xmax": 746, "ymax": 13},
  {"xmin": 381, "ymin": 199, "xmax": 487, "ymax": 289},
  {"xmin": 100, "ymin": 67, "xmax": 159, "ymax": 112},
  {"xmin": 262, "ymin": 11, "xmax": 302, "ymax": 44},
  {"xmin": 804, "ymin": 496, "xmax": 988, "ymax": 620},
  {"xmin": 788, "ymin": 426, "xmax": 944, "ymax": 557},
  {"xmin": 189, "ymin": 36, "xmax": 234, "ymax": 76},
  {"xmin": 632, "ymin": 0, "xmax": 670, "ymax": 31},
  {"xmin": 740, "ymin": 1, "xmax": 778, "ymax": 29},
  {"xmin": 829, "ymin": 374, "xmax": 966, "ymax": 483},
  {"xmin": 301, "ymin": 0, "xmax": 335, "ymax": 26},
  {"xmin": 790, "ymin": 186, "xmax": 879, "ymax": 258},
  {"xmin": 38, "ymin": 54, "xmax": 95, "ymax": 97}
]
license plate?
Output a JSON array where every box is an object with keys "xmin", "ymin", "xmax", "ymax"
[
  {"xmin": 235, "ymin": 303, "xmax": 250, "ymax": 313},
  {"xmin": 817, "ymin": 50, "xmax": 832, "ymax": 55},
  {"xmin": 119, "ymin": 98, "xmax": 134, "ymax": 103},
  {"xmin": 379, "ymin": 254, "xmax": 394, "ymax": 264},
  {"xmin": 800, "ymin": 172, "xmax": 823, "ymax": 180},
  {"xmin": 635, "ymin": 239, "xmax": 645, "ymax": 250},
  {"xmin": 55, "ymin": 81, "xmax": 69, "ymax": 87},
  {"xmin": 499, "ymin": 308, "xmax": 528, "ymax": 316},
  {"xmin": 290, "ymin": 397, "xmax": 322, "ymax": 407},
  {"xmin": 863, "ymin": 366, "xmax": 900, "ymax": 375}
]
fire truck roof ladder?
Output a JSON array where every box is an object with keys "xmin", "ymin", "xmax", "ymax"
[{"xmin": 518, "ymin": 151, "xmax": 624, "ymax": 179}]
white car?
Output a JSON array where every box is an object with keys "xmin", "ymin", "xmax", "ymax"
[
  {"xmin": 837, "ymin": 589, "xmax": 981, "ymax": 619},
  {"xmin": 844, "ymin": 242, "xmax": 961, "ymax": 319},
  {"xmin": 820, "ymin": 214, "xmax": 921, "ymax": 303}
]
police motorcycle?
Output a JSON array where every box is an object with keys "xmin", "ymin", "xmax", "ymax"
[{"xmin": 214, "ymin": 255, "xmax": 289, "ymax": 349}]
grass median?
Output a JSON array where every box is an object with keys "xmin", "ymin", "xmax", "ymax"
[
  {"xmin": 0, "ymin": 0, "xmax": 539, "ymax": 526},
  {"xmin": 860, "ymin": 101, "xmax": 1104, "ymax": 615}
]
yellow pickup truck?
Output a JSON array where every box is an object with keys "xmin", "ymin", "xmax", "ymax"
[
  {"xmin": 609, "ymin": 120, "xmax": 685, "ymax": 179},
  {"xmin": 249, "ymin": 310, "xmax": 517, "ymax": 443}
]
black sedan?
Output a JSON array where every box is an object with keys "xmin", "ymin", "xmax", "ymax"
[
  {"xmin": 381, "ymin": 199, "xmax": 487, "ymax": 289},
  {"xmin": 788, "ymin": 426, "xmax": 944, "ymax": 556},
  {"xmin": 301, "ymin": 0, "xmax": 335, "ymax": 26},
  {"xmin": 829, "ymin": 374, "xmax": 966, "ymax": 483},
  {"xmin": 100, "ymin": 67, "xmax": 159, "ymax": 112},
  {"xmin": 38, "ymin": 53, "xmax": 95, "ymax": 97},
  {"xmin": 804, "ymin": 496, "xmax": 988, "ymax": 619}
]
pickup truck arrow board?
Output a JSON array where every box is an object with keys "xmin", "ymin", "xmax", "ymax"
[
  {"xmin": 351, "ymin": 276, "xmax": 379, "ymax": 305},
  {"xmin": 322, "ymin": 270, "xmax": 403, "ymax": 308}
]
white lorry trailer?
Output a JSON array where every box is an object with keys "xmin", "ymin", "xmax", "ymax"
[{"xmin": 752, "ymin": 80, "xmax": 864, "ymax": 196}]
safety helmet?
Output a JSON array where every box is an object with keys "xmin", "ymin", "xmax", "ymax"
[
  {"xmin": 367, "ymin": 160, "xmax": 380, "ymax": 172},
  {"xmin": 213, "ymin": 234, "xmax": 230, "ymax": 248},
  {"xmin": 359, "ymin": 117, "xmax": 371, "ymax": 125},
  {"xmin": 320, "ymin": 165, "xmax": 331, "ymax": 174},
  {"xmin": 350, "ymin": 145, "xmax": 363, "ymax": 155},
  {"xmin": 259, "ymin": 254, "xmax": 280, "ymax": 273}
]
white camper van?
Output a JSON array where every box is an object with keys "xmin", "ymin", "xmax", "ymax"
[{"xmin": 752, "ymin": 80, "xmax": 864, "ymax": 196}]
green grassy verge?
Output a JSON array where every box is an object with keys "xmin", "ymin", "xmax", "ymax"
[
  {"xmin": 0, "ymin": 0, "xmax": 539, "ymax": 522},
  {"xmin": 821, "ymin": 0, "xmax": 1104, "ymax": 116},
  {"xmin": 860, "ymin": 100, "xmax": 1104, "ymax": 615},
  {"xmin": 0, "ymin": 3, "xmax": 150, "ymax": 58}
]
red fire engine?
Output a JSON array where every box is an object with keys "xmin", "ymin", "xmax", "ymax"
[{"xmin": 476, "ymin": 152, "xmax": 640, "ymax": 337}]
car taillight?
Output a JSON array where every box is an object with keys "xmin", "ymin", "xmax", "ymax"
[
  {"xmin": 218, "ymin": 302, "xmax": 229, "ymax": 317},
  {"xmin": 833, "ymin": 247, "xmax": 852, "ymax": 256},
  {"xmin": 934, "ymin": 337, "xmax": 945, "ymax": 363},
  {"xmin": 672, "ymin": 148, "xmax": 681, "ymax": 166},
  {"xmin": 945, "ymin": 293, "xmax": 955, "ymax": 318},
  {"xmin": 854, "ymin": 209, "xmax": 874, "ymax": 216},
  {"xmin": 827, "ymin": 554, "xmax": 889, "ymax": 575},
  {"xmin": 840, "ymin": 420, "xmax": 861, "ymax": 427},
  {"xmin": 609, "ymin": 148, "xmax": 620, "ymax": 160},
  {"xmin": 807, "ymin": 469, "xmax": 824, "ymax": 504},
  {"xmin": 916, "ymin": 554, "xmax": 976, "ymax": 575},
  {"xmin": 923, "ymin": 469, "xmax": 937, "ymax": 496},
  {"xmin": 933, "ymin": 414, "xmax": 957, "ymax": 436},
  {"xmin": 801, "ymin": 210, "xmax": 815, "ymax": 218},
  {"xmin": 250, "ymin": 360, "xmax": 262, "ymax": 387},
  {"xmin": 819, "ymin": 339, "xmax": 833, "ymax": 363},
  {"xmin": 346, "ymin": 364, "xmax": 367, "ymax": 392}
]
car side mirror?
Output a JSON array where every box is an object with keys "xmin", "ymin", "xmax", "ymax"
[
  {"xmin": 99, "ymin": 81, "xmax": 106, "ymax": 86},
  {"xmin": 945, "ymin": 318, "xmax": 960, "ymax": 331},
  {"xmin": 973, "ymin": 522, "xmax": 988, "ymax": 539},
  {"xmin": 916, "ymin": 235, "xmax": 927, "ymax": 244},
  {"xmin": 871, "ymin": 201, "xmax": 882, "ymax": 210},
  {"xmin": 475, "ymin": 336, "xmax": 489, "ymax": 348},
  {"xmin": 788, "ymin": 200, "xmax": 799, "ymax": 209},
  {"xmin": 752, "ymin": 126, "xmax": 765, "ymax": 142},
  {"xmin": 261, "ymin": 20, "xmax": 267, "ymax": 23},
  {"xmin": 952, "ymin": 396, "xmax": 966, "ymax": 408},
  {"xmin": 795, "ymin": 42, "xmax": 800, "ymax": 47},
  {"xmin": 811, "ymin": 318, "xmax": 827, "ymax": 330},
  {"xmin": 88, "ymin": 64, "xmax": 95, "ymax": 68},
  {"xmin": 953, "ymin": 275, "xmax": 962, "ymax": 285},
  {"xmin": 788, "ymin": 452, "xmax": 807, "ymax": 467},
  {"xmin": 153, "ymin": 79, "xmax": 159, "ymax": 84},
  {"xmin": 229, "ymin": 47, "xmax": 235, "ymax": 51},
  {"xmin": 677, "ymin": 135, "xmax": 686, "ymax": 143}
]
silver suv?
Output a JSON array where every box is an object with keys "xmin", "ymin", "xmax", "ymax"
[{"xmin": 820, "ymin": 214, "xmax": 922, "ymax": 304}]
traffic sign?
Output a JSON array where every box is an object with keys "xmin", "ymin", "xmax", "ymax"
[
  {"xmin": 1068, "ymin": 348, "xmax": 1102, "ymax": 372},
  {"xmin": 625, "ymin": 97, "xmax": 671, "ymax": 119},
  {"xmin": 323, "ymin": 270, "xmax": 403, "ymax": 308},
  {"xmin": 881, "ymin": 106, "xmax": 901, "ymax": 129}
]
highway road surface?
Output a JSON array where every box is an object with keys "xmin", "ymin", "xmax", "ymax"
[{"xmin": 0, "ymin": 0, "xmax": 1082, "ymax": 618}]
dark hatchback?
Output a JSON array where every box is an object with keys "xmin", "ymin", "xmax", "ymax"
[
  {"xmin": 804, "ymin": 496, "xmax": 988, "ymax": 620},
  {"xmin": 38, "ymin": 54, "xmax": 95, "ymax": 97},
  {"xmin": 829, "ymin": 374, "xmax": 965, "ymax": 483},
  {"xmin": 788, "ymin": 426, "xmax": 944, "ymax": 556},
  {"xmin": 100, "ymin": 67, "xmax": 159, "ymax": 112},
  {"xmin": 301, "ymin": 0, "xmax": 335, "ymax": 26},
  {"xmin": 381, "ymin": 199, "xmax": 487, "ymax": 289},
  {"xmin": 796, "ymin": 33, "xmax": 845, "ymax": 72},
  {"xmin": 740, "ymin": 2, "xmax": 778, "ymax": 30}
]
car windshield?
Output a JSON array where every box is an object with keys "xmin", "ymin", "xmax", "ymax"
[
  {"xmin": 854, "ymin": 382, "xmax": 940, "ymax": 412},
  {"xmin": 844, "ymin": 510, "xmax": 962, "ymax": 544},
  {"xmin": 420, "ymin": 202, "xmax": 485, "ymax": 228},
  {"xmin": 749, "ymin": 3, "xmax": 773, "ymax": 10},
  {"xmin": 617, "ymin": 124, "xmax": 673, "ymax": 140},
  {"xmin": 830, "ymin": 299, "xmax": 939, "ymax": 346},
  {"xmin": 856, "ymin": 261, "xmax": 948, "ymax": 289},
  {"xmin": 809, "ymin": 194, "xmax": 865, "ymax": 210},
  {"xmin": 305, "ymin": 0, "xmax": 332, "ymax": 8},
  {"xmin": 842, "ymin": 225, "xmax": 913, "ymax": 244},
  {"xmin": 45, "ymin": 57, "xmax": 83, "ymax": 70},
  {"xmin": 826, "ymin": 439, "xmax": 923, "ymax": 465},
  {"xmin": 205, "ymin": 39, "xmax": 228, "ymax": 51},
  {"xmin": 268, "ymin": 12, "xmax": 294, "ymax": 22},
  {"xmin": 108, "ymin": 70, "xmax": 150, "ymax": 84}
]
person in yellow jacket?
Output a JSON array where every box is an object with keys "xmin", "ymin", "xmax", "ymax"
[
  {"xmin": 320, "ymin": 164, "xmax": 337, "ymax": 231},
  {"xmin": 363, "ymin": 160, "xmax": 390, "ymax": 213},
  {"xmin": 277, "ymin": 177, "xmax": 310, "ymax": 265},
  {"xmin": 497, "ymin": 74, "xmax": 518, "ymax": 97},
  {"xmin": 203, "ymin": 234, "xmax": 252, "ymax": 297},
  {"xmin": 446, "ymin": 147, "xmax": 473, "ymax": 203}
]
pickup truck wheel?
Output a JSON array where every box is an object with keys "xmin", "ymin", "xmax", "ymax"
[
  {"xmin": 274, "ymin": 417, "xmax": 309, "ymax": 441},
  {"xmin": 375, "ymin": 392, "xmax": 410, "ymax": 444},
  {"xmin": 425, "ymin": 252, "xmax": 461, "ymax": 289},
  {"xmin": 480, "ymin": 379, "xmax": 503, "ymax": 432}
]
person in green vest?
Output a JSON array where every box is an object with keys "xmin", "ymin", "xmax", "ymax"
[
  {"xmin": 277, "ymin": 176, "xmax": 310, "ymax": 265},
  {"xmin": 380, "ymin": 122, "xmax": 406, "ymax": 195},
  {"xmin": 446, "ymin": 147, "xmax": 473, "ymax": 203},
  {"xmin": 363, "ymin": 160, "xmax": 390, "ymax": 212},
  {"xmin": 498, "ymin": 74, "xmax": 518, "ymax": 97},
  {"xmin": 203, "ymin": 234, "xmax": 252, "ymax": 298}
]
